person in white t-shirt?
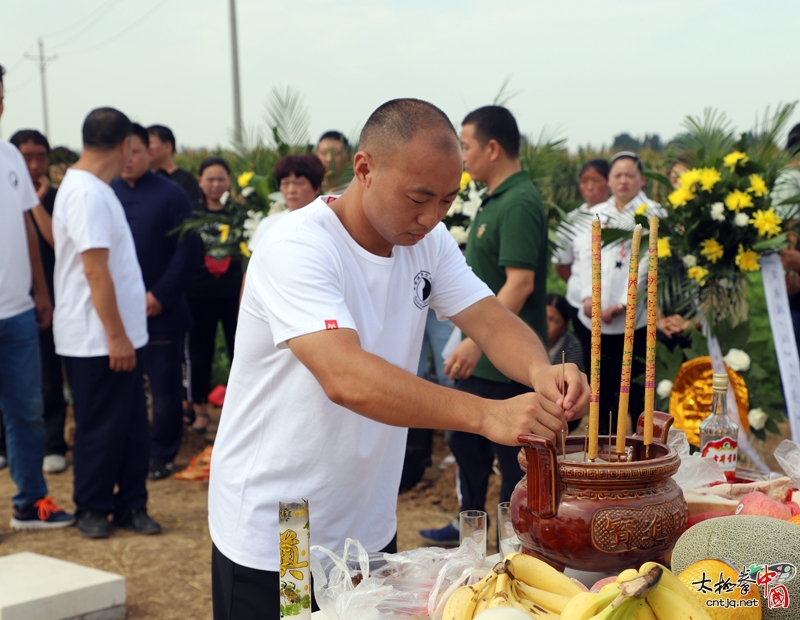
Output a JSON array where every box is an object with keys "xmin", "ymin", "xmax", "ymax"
[
  {"xmin": 208, "ymin": 98, "xmax": 590, "ymax": 620},
  {"xmin": 0, "ymin": 64, "xmax": 74, "ymax": 531},
  {"xmin": 578, "ymin": 151, "xmax": 661, "ymax": 436},
  {"xmin": 52, "ymin": 107, "xmax": 160, "ymax": 540}
]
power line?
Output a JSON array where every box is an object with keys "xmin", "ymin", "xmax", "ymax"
[
  {"xmin": 50, "ymin": 0, "xmax": 125, "ymax": 52},
  {"xmin": 59, "ymin": 0, "xmax": 174, "ymax": 58},
  {"xmin": 46, "ymin": 0, "xmax": 123, "ymax": 45}
]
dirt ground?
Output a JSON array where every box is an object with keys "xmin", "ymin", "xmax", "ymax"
[{"xmin": 0, "ymin": 409, "xmax": 790, "ymax": 619}]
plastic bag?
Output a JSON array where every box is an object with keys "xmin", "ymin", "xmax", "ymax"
[
  {"xmin": 310, "ymin": 537, "xmax": 492, "ymax": 620},
  {"xmin": 668, "ymin": 429, "xmax": 727, "ymax": 490},
  {"xmin": 775, "ymin": 439, "xmax": 800, "ymax": 488}
]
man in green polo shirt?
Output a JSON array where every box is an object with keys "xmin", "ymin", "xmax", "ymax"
[{"xmin": 419, "ymin": 105, "xmax": 550, "ymax": 545}]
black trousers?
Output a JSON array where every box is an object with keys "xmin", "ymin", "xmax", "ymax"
[
  {"xmin": 212, "ymin": 536, "xmax": 398, "ymax": 620},
  {"xmin": 447, "ymin": 376, "xmax": 530, "ymax": 513},
  {"xmin": 63, "ymin": 349, "xmax": 149, "ymax": 519},
  {"xmin": 573, "ymin": 322, "xmax": 647, "ymax": 436},
  {"xmin": 144, "ymin": 332, "xmax": 185, "ymax": 463},
  {"xmin": 187, "ymin": 296, "xmax": 238, "ymax": 404},
  {"xmin": 0, "ymin": 325, "xmax": 67, "ymax": 457}
]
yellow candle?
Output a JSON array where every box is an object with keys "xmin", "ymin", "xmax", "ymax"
[
  {"xmin": 616, "ymin": 225, "xmax": 642, "ymax": 454},
  {"xmin": 644, "ymin": 217, "xmax": 659, "ymax": 451},
  {"xmin": 589, "ymin": 215, "xmax": 602, "ymax": 460}
]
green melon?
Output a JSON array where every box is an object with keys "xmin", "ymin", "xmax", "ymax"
[{"xmin": 671, "ymin": 515, "xmax": 800, "ymax": 620}]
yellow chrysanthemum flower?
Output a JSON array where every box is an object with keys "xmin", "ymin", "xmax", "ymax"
[
  {"xmin": 239, "ymin": 241, "xmax": 251, "ymax": 258},
  {"xmin": 724, "ymin": 189, "xmax": 754, "ymax": 212},
  {"xmin": 219, "ymin": 224, "xmax": 230, "ymax": 242},
  {"xmin": 723, "ymin": 151, "xmax": 749, "ymax": 171},
  {"xmin": 657, "ymin": 237, "xmax": 672, "ymax": 258},
  {"xmin": 700, "ymin": 238, "xmax": 724, "ymax": 264},
  {"xmin": 687, "ymin": 266, "xmax": 709, "ymax": 286},
  {"xmin": 698, "ymin": 167, "xmax": 721, "ymax": 192},
  {"xmin": 636, "ymin": 203, "xmax": 648, "ymax": 216},
  {"xmin": 238, "ymin": 171, "xmax": 254, "ymax": 188},
  {"xmin": 735, "ymin": 245, "xmax": 760, "ymax": 272},
  {"xmin": 750, "ymin": 208, "xmax": 782, "ymax": 238},
  {"xmin": 668, "ymin": 186, "xmax": 695, "ymax": 208},
  {"xmin": 747, "ymin": 173, "xmax": 768, "ymax": 198},
  {"xmin": 460, "ymin": 172, "xmax": 472, "ymax": 191},
  {"xmin": 678, "ymin": 168, "xmax": 702, "ymax": 190}
]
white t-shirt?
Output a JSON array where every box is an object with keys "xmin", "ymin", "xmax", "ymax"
[
  {"xmin": 208, "ymin": 198, "xmax": 492, "ymax": 571},
  {"xmin": 577, "ymin": 192, "xmax": 662, "ymax": 335},
  {"xmin": 0, "ymin": 140, "xmax": 38, "ymax": 321},
  {"xmin": 52, "ymin": 169, "xmax": 148, "ymax": 357},
  {"xmin": 247, "ymin": 209, "xmax": 287, "ymax": 253}
]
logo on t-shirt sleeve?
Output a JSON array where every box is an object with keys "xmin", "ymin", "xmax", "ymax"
[{"xmin": 324, "ymin": 320, "xmax": 339, "ymax": 330}]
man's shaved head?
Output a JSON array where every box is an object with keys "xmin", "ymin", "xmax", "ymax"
[{"xmin": 359, "ymin": 98, "xmax": 458, "ymax": 161}]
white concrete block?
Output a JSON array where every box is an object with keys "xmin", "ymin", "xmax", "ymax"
[{"xmin": 0, "ymin": 552, "xmax": 125, "ymax": 620}]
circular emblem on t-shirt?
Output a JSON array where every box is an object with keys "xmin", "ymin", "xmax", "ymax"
[
  {"xmin": 8, "ymin": 171, "xmax": 19, "ymax": 189},
  {"xmin": 413, "ymin": 271, "xmax": 432, "ymax": 309}
]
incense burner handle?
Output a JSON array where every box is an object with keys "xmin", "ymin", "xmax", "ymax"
[
  {"xmin": 634, "ymin": 411, "xmax": 674, "ymax": 444},
  {"xmin": 517, "ymin": 434, "xmax": 560, "ymax": 519}
]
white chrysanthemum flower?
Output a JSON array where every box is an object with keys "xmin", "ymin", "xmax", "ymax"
[
  {"xmin": 709, "ymin": 202, "xmax": 725, "ymax": 222},
  {"xmin": 447, "ymin": 196, "xmax": 464, "ymax": 217},
  {"xmin": 718, "ymin": 277, "xmax": 732, "ymax": 289},
  {"xmin": 242, "ymin": 186, "xmax": 255, "ymax": 198},
  {"xmin": 682, "ymin": 255, "xmax": 697, "ymax": 268},
  {"xmin": 734, "ymin": 212, "xmax": 750, "ymax": 227},
  {"xmin": 656, "ymin": 379, "xmax": 674, "ymax": 399},
  {"xmin": 449, "ymin": 225, "xmax": 469, "ymax": 245},
  {"xmin": 723, "ymin": 348, "xmax": 751, "ymax": 372},
  {"xmin": 220, "ymin": 191, "xmax": 230, "ymax": 206},
  {"xmin": 747, "ymin": 408, "xmax": 768, "ymax": 431},
  {"xmin": 242, "ymin": 210, "xmax": 264, "ymax": 239},
  {"xmin": 461, "ymin": 198, "xmax": 481, "ymax": 219}
]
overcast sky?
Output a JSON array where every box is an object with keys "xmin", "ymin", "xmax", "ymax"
[{"xmin": 2, "ymin": 0, "xmax": 798, "ymax": 152}]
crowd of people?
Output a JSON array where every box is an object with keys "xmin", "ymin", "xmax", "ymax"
[{"xmin": 2, "ymin": 59, "xmax": 800, "ymax": 619}]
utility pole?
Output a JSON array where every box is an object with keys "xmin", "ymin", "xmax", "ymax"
[
  {"xmin": 26, "ymin": 38, "xmax": 57, "ymax": 138},
  {"xmin": 228, "ymin": 0, "xmax": 243, "ymax": 143}
]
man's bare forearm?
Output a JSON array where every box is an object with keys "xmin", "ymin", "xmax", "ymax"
[
  {"xmin": 30, "ymin": 205, "xmax": 54, "ymax": 248},
  {"xmin": 81, "ymin": 251, "xmax": 127, "ymax": 339},
  {"xmin": 25, "ymin": 213, "xmax": 49, "ymax": 299}
]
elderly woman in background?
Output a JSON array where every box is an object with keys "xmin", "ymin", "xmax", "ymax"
[
  {"xmin": 578, "ymin": 152, "xmax": 660, "ymax": 436},
  {"xmin": 247, "ymin": 154, "xmax": 325, "ymax": 253}
]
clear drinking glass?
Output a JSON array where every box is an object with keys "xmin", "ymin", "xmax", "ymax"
[
  {"xmin": 497, "ymin": 502, "xmax": 521, "ymax": 557},
  {"xmin": 459, "ymin": 510, "xmax": 487, "ymax": 558}
]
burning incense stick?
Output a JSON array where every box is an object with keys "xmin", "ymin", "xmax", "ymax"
[
  {"xmin": 588, "ymin": 215, "xmax": 602, "ymax": 461},
  {"xmin": 644, "ymin": 217, "xmax": 659, "ymax": 458},
  {"xmin": 608, "ymin": 411, "xmax": 613, "ymax": 457},
  {"xmin": 561, "ymin": 351, "xmax": 566, "ymax": 458},
  {"xmin": 616, "ymin": 225, "xmax": 643, "ymax": 454}
]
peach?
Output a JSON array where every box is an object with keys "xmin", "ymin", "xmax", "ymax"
[
  {"xmin": 589, "ymin": 576, "xmax": 618, "ymax": 593},
  {"xmin": 735, "ymin": 491, "xmax": 792, "ymax": 519}
]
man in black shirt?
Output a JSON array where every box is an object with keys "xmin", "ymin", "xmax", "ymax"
[
  {"xmin": 0, "ymin": 130, "xmax": 69, "ymax": 474},
  {"xmin": 147, "ymin": 124, "xmax": 202, "ymax": 207},
  {"xmin": 113, "ymin": 124, "xmax": 201, "ymax": 480}
]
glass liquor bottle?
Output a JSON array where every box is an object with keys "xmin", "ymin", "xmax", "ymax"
[{"xmin": 699, "ymin": 373, "xmax": 738, "ymax": 482}]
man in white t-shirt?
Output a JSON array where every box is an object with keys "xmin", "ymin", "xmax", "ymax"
[
  {"xmin": 0, "ymin": 63, "xmax": 74, "ymax": 532},
  {"xmin": 208, "ymin": 98, "xmax": 590, "ymax": 619},
  {"xmin": 52, "ymin": 107, "xmax": 160, "ymax": 540}
]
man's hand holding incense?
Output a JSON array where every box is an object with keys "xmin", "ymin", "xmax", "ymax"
[{"xmin": 530, "ymin": 363, "xmax": 590, "ymax": 422}]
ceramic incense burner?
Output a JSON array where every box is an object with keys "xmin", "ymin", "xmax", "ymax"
[{"xmin": 511, "ymin": 412, "xmax": 687, "ymax": 573}]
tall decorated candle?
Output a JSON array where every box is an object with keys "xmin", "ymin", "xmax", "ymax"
[
  {"xmin": 643, "ymin": 217, "xmax": 659, "ymax": 454},
  {"xmin": 589, "ymin": 215, "xmax": 602, "ymax": 460},
  {"xmin": 616, "ymin": 225, "xmax": 642, "ymax": 455}
]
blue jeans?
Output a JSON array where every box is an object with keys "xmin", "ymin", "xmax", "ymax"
[
  {"xmin": 417, "ymin": 309, "xmax": 455, "ymax": 387},
  {"xmin": 0, "ymin": 308, "xmax": 48, "ymax": 509}
]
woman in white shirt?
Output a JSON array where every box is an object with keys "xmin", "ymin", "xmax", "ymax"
[
  {"xmin": 578, "ymin": 152, "xmax": 661, "ymax": 436},
  {"xmin": 553, "ymin": 159, "xmax": 610, "ymax": 372}
]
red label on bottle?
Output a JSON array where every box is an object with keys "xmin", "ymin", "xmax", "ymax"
[{"xmin": 701, "ymin": 436, "xmax": 738, "ymax": 480}]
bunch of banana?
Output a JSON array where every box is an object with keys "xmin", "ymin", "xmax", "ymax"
[
  {"xmin": 560, "ymin": 562, "xmax": 713, "ymax": 620},
  {"xmin": 443, "ymin": 552, "xmax": 584, "ymax": 620}
]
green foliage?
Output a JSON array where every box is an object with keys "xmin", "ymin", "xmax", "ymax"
[{"xmin": 211, "ymin": 324, "xmax": 231, "ymax": 387}]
